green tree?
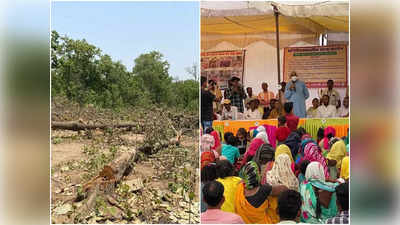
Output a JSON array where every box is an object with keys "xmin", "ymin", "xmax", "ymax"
[
  {"xmin": 132, "ymin": 51, "xmax": 172, "ymax": 104},
  {"xmin": 51, "ymin": 30, "xmax": 197, "ymax": 112}
]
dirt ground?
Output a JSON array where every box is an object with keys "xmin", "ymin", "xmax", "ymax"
[{"xmin": 51, "ymin": 131, "xmax": 199, "ymax": 224}]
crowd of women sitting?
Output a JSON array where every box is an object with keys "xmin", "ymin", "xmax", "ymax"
[{"xmin": 200, "ymin": 122, "xmax": 349, "ymax": 224}]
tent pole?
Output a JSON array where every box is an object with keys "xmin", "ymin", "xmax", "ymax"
[{"xmin": 274, "ymin": 6, "xmax": 281, "ymax": 84}]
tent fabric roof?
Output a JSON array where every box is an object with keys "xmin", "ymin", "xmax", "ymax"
[
  {"xmin": 201, "ymin": 1, "xmax": 349, "ymax": 35},
  {"xmin": 201, "ymin": 32, "xmax": 318, "ymax": 51}
]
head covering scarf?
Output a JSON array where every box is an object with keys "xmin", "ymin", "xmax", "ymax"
[
  {"xmin": 253, "ymin": 143, "xmax": 275, "ymax": 169},
  {"xmin": 323, "ymin": 127, "xmax": 336, "ymax": 150},
  {"xmin": 328, "ymin": 137, "xmax": 341, "ymax": 148},
  {"xmin": 284, "ymin": 132, "xmax": 301, "ymax": 159},
  {"xmin": 266, "ymin": 154, "xmax": 299, "ymax": 190},
  {"xmin": 340, "ymin": 156, "xmax": 349, "ymax": 179},
  {"xmin": 301, "ymin": 134, "xmax": 312, "ymax": 141},
  {"xmin": 210, "ymin": 131, "xmax": 221, "ymax": 150},
  {"xmin": 300, "ymin": 138, "xmax": 316, "ymax": 157},
  {"xmin": 239, "ymin": 161, "xmax": 260, "ymax": 190},
  {"xmin": 201, "ymin": 134, "xmax": 214, "ymax": 152},
  {"xmin": 250, "ymin": 129, "xmax": 259, "ymax": 139},
  {"xmin": 303, "ymin": 142, "xmax": 330, "ymax": 178},
  {"xmin": 300, "ymin": 161, "xmax": 338, "ymax": 223},
  {"xmin": 305, "ymin": 161, "xmax": 326, "ymax": 182},
  {"xmin": 256, "ymin": 126, "xmax": 266, "ymax": 133},
  {"xmin": 275, "ymin": 144, "xmax": 294, "ymax": 162},
  {"xmin": 245, "ymin": 137, "xmax": 265, "ymax": 158},
  {"xmin": 201, "ymin": 151, "xmax": 215, "ymax": 170},
  {"xmin": 255, "ymin": 132, "xmax": 269, "ymax": 144},
  {"xmin": 326, "ymin": 140, "xmax": 347, "ymax": 169},
  {"xmin": 305, "ymin": 161, "xmax": 338, "ymax": 191}
]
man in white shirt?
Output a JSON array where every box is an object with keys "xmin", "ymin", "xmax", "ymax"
[
  {"xmin": 318, "ymin": 95, "xmax": 337, "ymax": 118},
  {"xmin": 319, "ymin": 79, "xmax": 341, "ymax": 106},
  {"xmin": 336, "ymin": 96, "xmax": 349, "ymax": 117},
  {"xmin": 222, "ymin": 99, "xmax": 238, "ymax": 120},
  {"xmin": 244, "ymin": 97, "xmax": 262, "ymax": 120}
]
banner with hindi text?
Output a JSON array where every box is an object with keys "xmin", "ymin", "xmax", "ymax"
[{"xmin": 283, "ymin": 45, "xmax": 348, "ymax": 88}]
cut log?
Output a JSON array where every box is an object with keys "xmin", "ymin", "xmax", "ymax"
[
  {"xmin": 51, "ymin": 121, "xmax": 138, "ymax": 131},
  {"xmin": 138, "ymin": 130, "xmax": 183, "ymax": 154},
  {"xmin": 73, "ymin": 148, "xmax": 137, "ymax": 220}
]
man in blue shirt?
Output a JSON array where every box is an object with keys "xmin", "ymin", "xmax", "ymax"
[{"xmin": 284, "ymin": 72, "xmax": 310, "ymax": 118}]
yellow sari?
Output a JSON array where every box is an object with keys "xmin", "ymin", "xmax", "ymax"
[
  {"xmin": 326, "ymin": 140, "xmax": 347, "ymax": 169},
  {"xmin": 275, "ymin": 144, "xmax": 294, "ymax": 162},
  {"xmin": 235, "ymin": 183, "xmax": 278, "ymax": 224},
  {"xmin": 340, "ymin": 156, "xmax": 349, "ymax": 179}
]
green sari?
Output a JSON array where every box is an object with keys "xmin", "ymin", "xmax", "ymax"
[
  {"xmin": 299, "ymin": 179, "xmax": 338, "ymax": 223},
  {"xmin": 300, "ymin": 161, "xmax": 339, "ymax": 223}
]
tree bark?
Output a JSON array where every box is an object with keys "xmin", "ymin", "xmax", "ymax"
[
  {"xmin": 51, "ymin": 121, "xmax": 138, "ymax": 131},
  {"xmin": 73, "ymin": 148, "xmax": 137, "ymax": 220}
]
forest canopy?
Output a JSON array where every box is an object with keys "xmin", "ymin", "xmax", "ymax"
[{"xmin": 51, "ymin": 30, "xmax": 198, "ymax": 112}]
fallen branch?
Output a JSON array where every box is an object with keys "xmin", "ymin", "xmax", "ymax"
[
  {"xmin": 138, "ymin": 129, "xmax": 183, "ymax": 155},
  {"xmin": 51, "ymin": 121, "xmax": 138, "ymax": 131}
]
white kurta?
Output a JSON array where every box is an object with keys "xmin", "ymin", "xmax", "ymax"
[
  {"xmin": 222, "ymin": 106, "xmax": 238, "ymax": 120},
  {"xmin": 317, "ymin": 105, "xmax": 337, "ymax": 118},
  {"xmin": 244, "ymin": 108, "xmax": 262, "ymax": 120},
  {"xmin": 336, "ymin": 106, "xmax": 349, "ymax": 117}
]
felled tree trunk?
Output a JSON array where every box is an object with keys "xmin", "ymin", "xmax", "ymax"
[
  {"xmin": 51, "ymin": 121, "xmax": 138, "ymax": 131},
  {"xmin": 73, "ymin": 149, "xmax": 137, "ymax": 220},
  {"xmin": 138, "ymin": 129, "xmax": 183, "ymax": 154}
]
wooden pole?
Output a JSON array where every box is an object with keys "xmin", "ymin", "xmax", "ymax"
[{"xmin": 274, "ymin": 5, "xmax": 281, "ymax": 83}]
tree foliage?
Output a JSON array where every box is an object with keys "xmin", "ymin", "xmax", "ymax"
[{"xmin": 51, "ymin": 30, "xmax": 198, "ymax": 111}]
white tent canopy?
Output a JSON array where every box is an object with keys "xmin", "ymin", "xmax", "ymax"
[{"xmin": 201, "ymin": 1, "xmax": 349, "ymax": 108}]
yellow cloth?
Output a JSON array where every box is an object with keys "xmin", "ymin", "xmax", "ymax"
[
  {"xmin": 340, "ymin": 156, "xmax": 349, "ymax": 179},
  {"xmin": 326, "ymin": 140, "xmax": 347, "ymax": 169},
  {"xmin": 275, "ymin": 144, "xmax": 294, "ymax": 162},
  {"xmin": 217, "ymin": 176, "xmax": 242, "ymax": 213},
  {"xmin": 266, "ymin": 196, "xmax": 280, "ymax": 224},
  {"xmin": 306, "ymin": 107, "xmax": 319, "ymax": 118},
  {"xmin": 268, "ymin": 108, "xmax": 284, "ymax": 119},
  {"xmin": 235, "ymin": 183, "xmax": 276, "ymax": 224}
]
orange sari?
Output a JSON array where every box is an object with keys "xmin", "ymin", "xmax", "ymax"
[{"xmin": 235, "ymin": 183, "xmax": 279, "ymax": 224}]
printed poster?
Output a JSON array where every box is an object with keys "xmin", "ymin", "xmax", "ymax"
[
  {"xmin": 201, "ymin": 50, "xmax": 245, "ymax": 90},
  {"xmin": 283, "ymin": 45, "xmax": 348, "ymax": 88}
]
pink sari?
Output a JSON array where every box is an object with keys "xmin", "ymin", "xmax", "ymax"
[
  {"xmin": 323, "ymin": 126, "xmax": 336, "ymax": 150},
  {"xmin": 210, "ymin": 131, "xmax": 221, "ymax": 150},
  {"xmin": 240, "ymin": 138, "xmax": 265, "ymax": 169},
  {"xmin": 303, "ymin": 142, "xmax": 330, "ymax": 178}
]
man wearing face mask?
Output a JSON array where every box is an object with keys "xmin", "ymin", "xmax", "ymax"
[{"xmin": 284, "ymin": 72, "xmax": 310, "ymax": 118}]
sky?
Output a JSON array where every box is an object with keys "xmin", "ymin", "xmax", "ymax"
[{"xmin": 51, "ymin": 1, "xmax": 199, "ymax": 80}]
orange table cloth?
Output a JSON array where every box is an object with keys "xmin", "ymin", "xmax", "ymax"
[{"xmin": 213, "ymin": 118, "xmax": 349, "ymax": 141}]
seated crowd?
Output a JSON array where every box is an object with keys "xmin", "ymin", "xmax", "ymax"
[
  {"xmin": 202, "ymin": 76, "xmax": 349, "ymax": 123},
  {"xmin": 200, "ymin": 121, "xmax": 350, "ymax": 224}
]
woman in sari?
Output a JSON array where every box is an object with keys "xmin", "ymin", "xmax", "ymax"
[
  {"xmin": 340, "ymin": 156, "xmax": 349, "ymax": 181},
  {"xmin": 319, "ymin": 126, "xmax": 336, "ymax": 153},
  {"xmin": 267, "ymin": 154, "xmax": 299, "ymax": 190},
  {"xmin": 210, "ymin": 130, "xmax": 222, "ymax": 155},
  {"xmin": 235, "ymin": 161, "xmax": 287, "ymax": 224},
  {"xmin": 303, "ymin": 142, "xmax": 330, "ymax": 179},
  {"xmin": 241, "ymin": 128, "xmax": 269, "ymax": 168},
  {"xmin": 268, "ymin": 100, "xmax": 284, "ymax": 119},
  {"xmin": 264, "ymin": 154, "xmax": 300, "ymax": 223},
  {"xmin": 201, "ymin": 134, "xmax": 219, "ymax": 160},
  {"xmin": 300, "ymin": 162, "xmax": 338, "ymax": 223},
  {"xmin": 215, "ymin": 160, "xmax": 242, "ymax": 213},
  {"xmin": 326, "ymin": 139, "xmax": 347, "ymax": 180},
  {"xmin": 261, "ymin": 144, "xmax": 294, "ymax": 186},
  {"xmin": 284, "ymin": 131, "xmax": 301, "ymax": 160},
  {"xmin": 252, "ymin": 143, "xmax": 275, "ymax": 183}
]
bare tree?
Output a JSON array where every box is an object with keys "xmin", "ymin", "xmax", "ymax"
[{"xmin": 185, "ymin": 63, "xmax": 198, "ymax": 81}]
